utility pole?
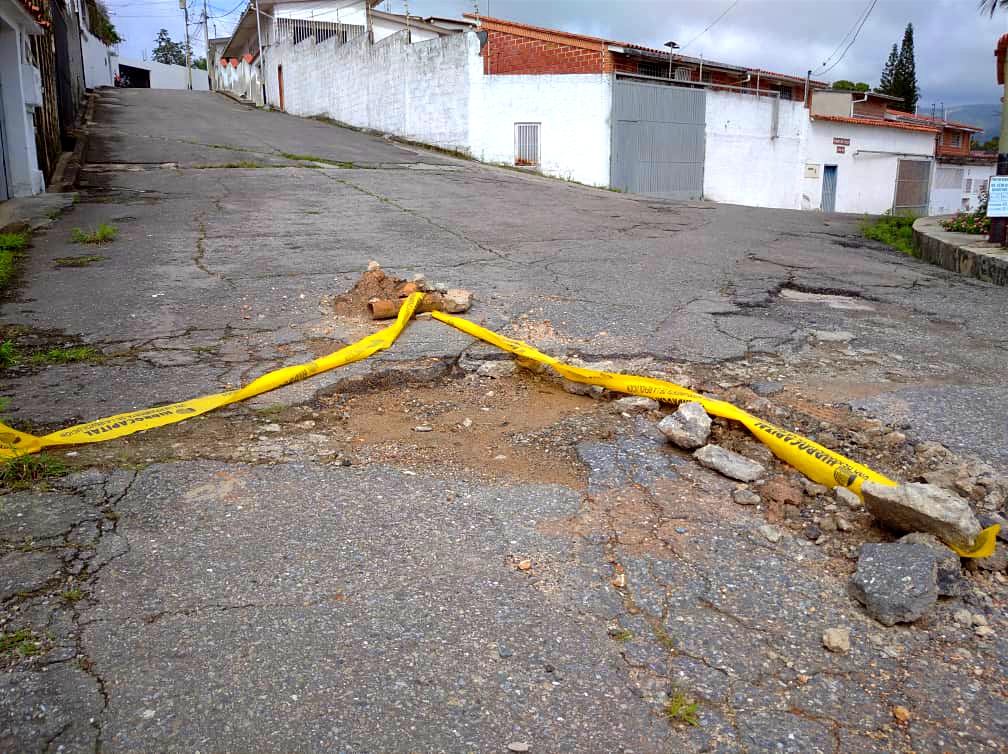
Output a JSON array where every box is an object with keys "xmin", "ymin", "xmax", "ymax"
[
  {"xmin": 365, "ymin": 0, "xmax": 374, "ymax": 43},
  {"xmin": 253, "ymin": 0, "xmax": 266, "ymax": 104},
  {"xmin": 203, "ymin": 0, "xmax": 213, "ymax": 90},
  {"xmin": 180, "ymin": 0, "xmax": 193, "ymax": 90}
]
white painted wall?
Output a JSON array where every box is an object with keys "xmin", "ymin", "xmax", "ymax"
[
  {"xmin": 266, "ymin": 31, "xmax": 475, "ymax": 151},
  {"xmin": 116, "ymin": 57, "xmax": 210, "ymax": 91},
  {"xmin": 803, "ymin": 120, "xmax": 936, "ymax": 214},
  {"xmin": 471, "ymin": 73, "xmax": 611, "ymax": 186},
  {"xmin": 704, "ymin": 90, "xmax": 808, "ymax": 209},
  {"xmin": 0, "ymin": 0, "xmax": 44, "ymax": 197},
  {"xmin": 928, "ymin": 162, "xmax": 995, "ymax": 215},
  {"xmin": 81, "ymin": 28, "xmax": 115, "ymax": 88}
]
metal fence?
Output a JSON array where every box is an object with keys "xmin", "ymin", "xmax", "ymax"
[
  {"xmin": 893, "ymin": 159, "xmax": 932, "ymax": 216},
  {"xmin": 272, "ymin": 17, "xmax": 365, "ymax": 47}
]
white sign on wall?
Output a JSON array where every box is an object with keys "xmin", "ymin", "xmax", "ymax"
[
  {"xmin": 804, "ymin": 163, "xmax": 820, "ymax": 179},
  {"xmin": 987, "ymin": 176, "xmax": 1008, "ymax": 218}
]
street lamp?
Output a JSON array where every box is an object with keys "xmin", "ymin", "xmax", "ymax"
[{"xmin": 664, "ymin": 40, "xmax": 679, "ymax": 79}]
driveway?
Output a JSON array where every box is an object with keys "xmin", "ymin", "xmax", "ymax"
[{"xmin": 0, "ymin": 89, "xmax": 1005, "ymax": 753}]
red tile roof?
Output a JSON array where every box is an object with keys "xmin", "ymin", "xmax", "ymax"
[
  {"xmin": 750, "ymin": 69, "xmax": 827, "ymax": 87},
  {"xmin": 886, "ymin": 109, "xmax": 983, "ymax": 133},
  {"xmin": 464, "ymin": 14, "xmax": 616, "ymax": 48},
  {"xmin": 811, "ymin": 114, "xmax": 940, "ymax": 134}
]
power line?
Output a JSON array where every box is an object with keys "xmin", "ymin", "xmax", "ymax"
[
  {"xmin": 812, "ymin": 0, "xmax": 878, "ymax": 77},
  {"xmin": 680, "ymin": 0, "xmax": 738, "ymax": 50}
]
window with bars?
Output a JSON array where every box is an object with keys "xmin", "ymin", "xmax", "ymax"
[
  {"xmin": 514, "ymin": 123, "xmax": 540, "ymax": 167},
  {"xmin": 637, "ymin": 61, "xmax": 665, "ymax": 78},
  {"xmin": 965, "ymin": 178, "xmax": 973, "ymax": 194},
  {"xmin": 946, "ymin": 131, "xmax": 962, "ymax": 147}
]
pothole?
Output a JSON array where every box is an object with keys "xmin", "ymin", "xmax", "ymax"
[{"xmin": 779, "ymin": 287, "xmax": 875, "ymax": 311}]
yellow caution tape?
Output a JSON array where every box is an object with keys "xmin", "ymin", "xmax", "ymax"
[
  {"xmin": 431, "ymin": 310, "xmax": 999, "ymax": 558},
  {"xmin": 0, "ymin": 293, "xmax": 425, "ymax": 459}
]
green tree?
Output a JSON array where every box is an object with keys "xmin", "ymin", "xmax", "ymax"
[
  {"xmin": 972, "ymin": 135, "xmax": 999, "ymax": 152},
  {"xmin": 893, "ymin": 23, "xmax": 919, "ymax": 113},
  {"xmin": 152, "ymin": 29, "xmax": 188, "ymax": 66},
  {"xmin": 876, "ymin": 44, "xmax": 898, "ymax": 95},
  {"xmin": 86, "ymin": 0, "xmax": 121, "ymax": 45},
  {"xmin": 193, "ymin": 57, "xmax": 208, "ymax": 71},
  {"xmin": 832, "ymin": 80, "xmax": 870, "ymax": 92}
]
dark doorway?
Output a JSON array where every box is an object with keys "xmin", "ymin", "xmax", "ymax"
[
  {"xmin": 118, "ymin": 64, "xmax": 151, "ymax": 88},
  {"xmin": 822, "ymin": 165, "xmax": 838, "ymax": 213}
]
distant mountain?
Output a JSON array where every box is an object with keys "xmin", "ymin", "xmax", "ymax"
[{"xmin": 944, "ymin": 104, "xmax": 1000, "ymax": 143}]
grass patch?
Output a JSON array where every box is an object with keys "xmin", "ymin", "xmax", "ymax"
[
  {"xmin": 663, "ymin": 688, "xmax": 700, "ymax": 727},
  {"xmin": 0, "ymin": 340, "xmax": 19, "ymax": 368},
  {"xmin": 71, "ymin": 223, "xmax": 118, "ymax": 245},
  {"xmin": 255, "ymin": 404, "xmax": 285, "ymax": 417},
  {"xmin": 0, "ymin": 231, "xmax": 30, "ymax": 292},
  {"xmin": 861, "ymin": 213, "xmax": 916, "ymax": 255},
  {"xmin": 54, "ymin": 255, "xmax": 106, "ymax": 268},
  {"xmin": 61, "ymin": 588, "xmax": 85, "ymax": 604},
  {"xmin": 31, "ymin": 346, "xmax": 100, "ymax": 365},
  {"xmin": 220, "ymin": 161, "xmax": 264, "ymax": 169},
  {"xmin": 0, "ymin": 453, "xmax": 69, "ymax": 490},
  {"xmin": 279, "ymin": 152, "xmax": 354, "ymax": 168},
  {"xmin": 0, "ymin": 629, "xmax": 41, "ymax": 657}
]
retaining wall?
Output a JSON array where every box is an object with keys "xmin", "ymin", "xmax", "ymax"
[{"xmin": 912, "ymin": 216, "xmax": 1008, "ymax": 286}]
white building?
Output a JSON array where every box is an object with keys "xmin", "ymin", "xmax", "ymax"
[
  {"xmin": 0, "ymin": 0, "xmax": 45, "ymax": 199},
  {"xmin": 214, "ymin": 10, "xmax": 979, "ymax": 217},
  {"xmin": 116, "ymin": 57, "xmax": 210, "ymax": 91}
]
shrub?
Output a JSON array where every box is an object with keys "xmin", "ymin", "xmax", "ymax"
[{"xmin": 940, "ymin": 210, "xmax": 990, "ymax": 235}]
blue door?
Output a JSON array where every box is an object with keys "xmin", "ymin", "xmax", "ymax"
[{"xmin": 822, "ymin": 165, "xmax": 837, "ymax": 212}]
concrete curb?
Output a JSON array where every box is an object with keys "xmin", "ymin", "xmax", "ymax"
[
  {"xmin": 216, "ymin": 90, "xmax": 255, "ymax": 109},
  {"xmin": 912, "ymin": 216, "xmax": 1008, "ymax": 286},
  {"xmin": 47, "ymin": 91, "xmax": 96, "ymax": 193}
]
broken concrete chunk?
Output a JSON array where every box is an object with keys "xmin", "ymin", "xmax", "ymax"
[
  {"xmin": 367, "ymin": 260, "xmax": 381, "ymax": 271},
  {"xmin": 861, "ymin": 481, "xmax": 982, "ymax": 551},
  {"xmin": 822, "ymin": 627, "xmax": 850, "ymax": 654},
  {"xmin": 732, "ymin": 488, "xmax": 761, "ymax": 506},
  {"xmin": 657, "ymin": 402, "xmax": 711, "ymax": 450},
  {"xmin": 476, "ymin": 360, "xmax": 516, "ymax": 379},
  {"xmin": 442, "ymin": 289, "xmax": 473, "ymax": 313},
  {"xmin": 849, "ymin": 543, "xmax": 938, "ymax": 626},
  {"xmin": 612, "ymin": 396, "xmax": 659, "ymax": 414},
  {"xmin": 833, "ymin": 486, "xmax": 861, "ymax": 509},
  {"xmin": 693, "ymin": 444, "xmax": 764, "ymax": 482},
  {"xmin": 897, "ymin": 532, "xmax": 965, "ymax": 597}
]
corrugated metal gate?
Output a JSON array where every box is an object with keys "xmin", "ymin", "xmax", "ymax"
[
  {"xmin": 611, "ymin": 79, "xmax": 705, "ymax": 200},
  {"xmin": 893, "ymin": 159, "xmax": 931, "ymax": 216}
]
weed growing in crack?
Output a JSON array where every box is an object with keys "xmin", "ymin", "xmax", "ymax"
[
  {"xmin": 0, "ymin": 454, "xmax": 69, "ymax": 490},
  {"xmin": 61, "ymin": 588, "xmax": 85, "ymax": 604},
  {"xmin": 0, "ymin": 231, "xmax": 29, "ymax": 291},
  {"xmin": 72, "ymin": 223, "xmax": 118, "ymax": 245},
  {"xmin": 255, "ymin": 404, "xmax": 285, "ymax": 417},
  {"xmin": 610, "ymin": 629, "xmax": 633, "ymax": 642},
  {"xmin": 0, "ymin": 629, "xmax": 41, "ymax": 657},
  {"xmin": 861, "ymin": 213, "xmax": 916, "ymax": 255},
  {"xmin": 279, "ymin": 152, "xmax": 353, "ymax": 168},
  {"xmin": 653, "ymin": 625, "xmax": 676, "ymax": 652},
  {"xmin": 0, "ymin": 340, "xmax": 19, "ymax": 368},
  {"xmin": 54, "ymin": 255, "xmax": 107, "ymax": 268},
  {"xmin": 663, "ymin": 688, "xmax": 700, "ymax": 727},
  {"xmin": 31, "ymin": 346, "xmax": 101, "ymax": 365},
  {"xmin": 303, "ymin": 210, "xmax": 323, "ymax": 215}
]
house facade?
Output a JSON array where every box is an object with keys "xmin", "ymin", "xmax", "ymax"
[
  {"xmin": 0, "ymin": 0, "xmax": 45, "ymax": 199},
  {"xmin": 215, "ymin": 8, "xmax": 985, "ymax": 217}
]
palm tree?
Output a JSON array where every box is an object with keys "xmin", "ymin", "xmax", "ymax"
[{"xmin": 984, "ymin": 0, "xmax": 1007, "ymax": 15}]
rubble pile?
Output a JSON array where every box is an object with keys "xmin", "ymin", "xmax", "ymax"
[{"xmin": 331, "ymin": 261, "xmax": 472, "ymax": 320}]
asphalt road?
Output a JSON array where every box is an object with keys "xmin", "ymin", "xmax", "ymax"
[{"xmin": 0, "ymin": 89, "xmax": 1005, "ymax": 754}]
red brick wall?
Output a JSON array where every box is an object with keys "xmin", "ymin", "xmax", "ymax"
[
  {"xmin": 852, "ymin": 99, "xmax": 886, "ymax": 118},
  {"xmin": 937, "ymin": 129, "xmax": 971, "ymax": 157},
  {"xmin": 482, "ymin": 29, "xmax": 609, "ymax": 74}
]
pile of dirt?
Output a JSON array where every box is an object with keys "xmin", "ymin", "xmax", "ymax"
[{"xmin": 332, "ymin": 267, "xmax": 411, "ymax": 318}]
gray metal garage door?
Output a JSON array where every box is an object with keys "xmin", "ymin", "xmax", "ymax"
[{"xmin": 611, "ymin": 79, "xmax": 705, "ymax": 200}]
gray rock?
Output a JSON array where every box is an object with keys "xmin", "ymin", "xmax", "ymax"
[
  {"xmin": 751, "ymin": 381, "xmax": 783, "ymax": 397},
  {"xmin": 861, "ymin": 481, "xmax": 981, "ymax": 551},
  {"xmin": 694, "ymin": 444, "xmax": 764, "ymax": 482},
  {"xmin": 476, "ymin": 360, "xmax": 516, "ymax": 379},
  {"xmin": 849, "ymin": 543, "xmax": 939, "ymax": 626},
  {"xmin": 897, "ymin": 532, "xmax": 965, "ymax": 596},
  {"xmin": 657, "ymin": 402, "xmax": 711, "ymax": 450},
  {"xmin": 803, "ymin": 479, "xmax": 829, "ymax": 497},
  {"xmin": 758, "ymin": 524, "xmax": 782, "ymax": 543},
  {"xmin": 811, "ymin": 330, "xmax": 855, "ymax": 342},
  {"xmin": 732, "ymin": 488, "xmax": 761, "ymax": 506},
  {"xmin": 833, "ymin": 486, "xmax": 861, "ymax": 509},
  {"xmin": 978, "ymin": 512, "xmax": 1008, "ymax": 542},
  {"xmin": 822, "ymin": 627, "xmax": 850, "ymax": 653},
  {"xmin": 612, "ymin": 396, "xmax": 660, "ymax": 413},
  {"xmin": 442, "ymin": 289, "xmax": 473, "ymax": 313}
]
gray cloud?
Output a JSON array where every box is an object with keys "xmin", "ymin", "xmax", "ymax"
[{"xmin": 109, "ymin": 0, "xmax": 1008, "ymax": 109}]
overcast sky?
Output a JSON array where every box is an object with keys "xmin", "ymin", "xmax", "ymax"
[{"xmin": 107, "ymin": 0, "xmax": 1008, "ymax": 109}]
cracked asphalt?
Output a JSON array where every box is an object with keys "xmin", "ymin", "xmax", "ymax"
[{"xmin": 1, "ymin": 88, "xmax": 1006, "ymax": 753}]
